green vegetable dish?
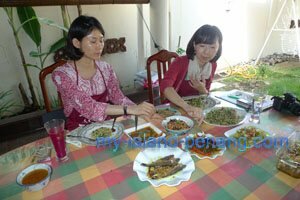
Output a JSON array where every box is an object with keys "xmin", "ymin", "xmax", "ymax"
[
  {"xmin": 91, "ymin": 127, "xmax": 113, "ymax": 139},
  {"xmin": 156, "ymin": 108, "xmax": 178, "ymax": 118},
  {"xmin": 276, "ymin": 142, "xmax": 300, "ymax": 178},
  {"xmin": 232, "ymin": 126, "xmax": 269, "ymax": 147},
  {"xmin": 186, "ymin": 97, "xmax": 206, "ymax": 108},
  {"xmin": 205, "ymin": 107, "xmax": 241, "ymax": 125},
  {"xmin": 278, "ymin": 142, "xmax": 300, "ymax": 164},
  {"xmin": 186, "ymin": 96, "xmax": 215, "ymax": 109}
]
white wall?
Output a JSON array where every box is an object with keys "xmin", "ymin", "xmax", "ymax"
[
  {"xmin": 168, "ymin": 0, "xmax": 300, "ymax": 68},
  {"xmin": 169, "ymin": 0, "xmax": 277, "ymax": 68},
  {"xmin": 264, "ymin": 0, "xmax": 300, "ymax": 55},
  {"xmin": 0, "ymin": 5, "xmax": 146, "ymax": 113}
]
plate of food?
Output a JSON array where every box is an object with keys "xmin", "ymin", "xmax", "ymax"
[
  {"xmin": 133, "ymin": 147, "xmax": 195, "ymax": 187},
  {"xmin": 183, "ymin": 95, "xmax": 218, "ymax": 110},
  {"xmin": 203, "ymin": 106, "xmax": 247, "ymax": 127},
  {"xmin": 76, "ymin": 121, "xmax": 124, "ymax": 146},
  {"xmin": 184, "ymin": 133, "xmax": 226, "ymax": 159},
  {"xmin": 124, "ymin": 123, "xmax": 165, "ymax": 145},
  {"xmin": 276, "ymin": 139, "xmax": 300, "ymax": 178},
  {"xmin": 224, "ymin": 123, "xmax": 273, "ymax": 148},
  {"xmin": 156, "ymin": 106, "xmax": 181, "ymax": 118},
  {"xmin": 162, "ymin": 116, "xmax": 194, "ymax": 135}
]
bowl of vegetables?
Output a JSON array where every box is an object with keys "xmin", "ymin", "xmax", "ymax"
[{"xmin": 203, "ymin": 106, "xmax": 247, "ymax": 127}]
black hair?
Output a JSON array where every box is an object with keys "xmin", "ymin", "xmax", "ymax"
[
  {"xmin": 186, "ymin": 24, "xmax": 223, "ymax": 62},
  {"xmin": 65, "ymin": 15, "xmax": 105, "ymax": 60}
]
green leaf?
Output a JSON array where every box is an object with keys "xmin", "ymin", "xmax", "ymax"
[
  {"xmin": 0, "ymin": 90, "xmax": 13, "ymax": 100},
  {"xmin": 24, "ymin": 63, "xmax": 41, "ymax": 70},
  {"xmin": 29, "ymin": 51, "xmax": 47, "ymax": 57},
  {"xmin": 49, "ymin": 37, "xmax": 66, "ymax": 53},
  {"xmin": 38, "ymin": 17, "xmax": 68, "ymax": 32},
  {"xmin": 17, "ymin": 7, "xmax": 41, "ymax": 46}
]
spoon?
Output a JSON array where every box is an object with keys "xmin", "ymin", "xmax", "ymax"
[{"xmin": 111, "ymin": 117, "xmax": 117, "ymax": 131}]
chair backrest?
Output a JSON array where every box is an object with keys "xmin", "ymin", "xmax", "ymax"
[
  {"xmin": 146, "ymin": 50, "xmax": 178, "ymax": 105},
  {"xmin": 39, "ymin": 60, "xmax": 66, "ymax": 112}
]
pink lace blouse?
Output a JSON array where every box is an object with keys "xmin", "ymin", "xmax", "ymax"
[{"xmin": 52, "ymin": 60, "xmax": 135, "ymax": 122}]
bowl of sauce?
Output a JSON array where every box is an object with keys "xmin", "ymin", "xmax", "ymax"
[
  {"xmin": 16, "ymin": 163, "xmax": 52, "ymax": 192},
  {"xmin": 162, "ymin": 115, "xmax": 194, "ymax": 135}
]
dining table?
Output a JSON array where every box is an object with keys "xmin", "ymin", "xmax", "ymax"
[{"xmin": 1, "ymin": 93, "xmax": 300, "ymax": 200}]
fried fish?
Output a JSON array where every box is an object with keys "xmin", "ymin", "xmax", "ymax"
[
  {"xmin": 141, "ymin": 155, "xmax": 186, "ymax": 179},
  {"xmin": 141, "ymin": 155, "xmax": 179, "ymax": 167}
]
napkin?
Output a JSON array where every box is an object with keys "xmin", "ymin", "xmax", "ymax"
[{"xmin": 66, "ymin": 127, "xmax": 84, "ymax": 148}]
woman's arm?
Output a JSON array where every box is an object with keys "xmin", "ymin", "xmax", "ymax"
[
  {"xmin": 53, "ymin": 69, "xmax": 154, "ymax": 120},
  {"xmin": 163, "ymin": 87, "xmax": 190, "ymax": 110},
  {"xmin": 105, "ymin": 64, "xmax": 135, "ymax": 106},
  {"xmin": 106, "ymin": 102, "xmax": 155, "ymax": 117},
  {"xmin": 189, "ymin": 74, "xmax": 208, "ymax": 94},
  {"xmin": 163, "ymin": 87, "xmax": 203, "ymax": 124}
]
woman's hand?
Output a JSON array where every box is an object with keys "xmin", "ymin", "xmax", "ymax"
[
  {"xmin": 189, "ymin": 74, "xmax": 208, "ymax": 94},
  {"xmin": 140, "ymin": 113, "xmax": 163, "ymax": 123},
  {"xmin": 183, "ymin": 104, "xmax": 204, "ymax": 125},
  {"xmin": 128, "ymin": 102, "xmax": 155, "ymax": 117}
]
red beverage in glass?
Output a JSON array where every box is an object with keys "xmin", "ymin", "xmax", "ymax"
[
  {"xmin": 44, "ymin": 119, "xmax": 68, "ymax": 162},
  {"xmin": 48, "ymin": 128, "xmax": 66, "ymax": 158}
]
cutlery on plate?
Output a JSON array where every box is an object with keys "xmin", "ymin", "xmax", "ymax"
[
  {"xmin": 135, "ymin": 115, "xmax": 138, "ymax": 131},
  {"xmin": 111, "ymin": 117, "xmax": 117, "ymax": 131},
  {"xmin": 204, "ymin": 92, "xmax": 210, "ymax": 105},
  {"xmin": 66, "ymin": 135, "xmax": 96, "ymax": 142}
]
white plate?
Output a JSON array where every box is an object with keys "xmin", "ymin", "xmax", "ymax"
[
  {"xmin": 124, "ymin": 123, "xmax": 165, "ymax": 145},
  {"xmin": 133, "ymin": 147, "xmax": 195, "ymax": 187},
  {"xmin": 77, "ymin": 121, "xmax": 124, "ymax": 146},
  {"xmin": 203, "ymin": 106, "xmax": 247, "ymax": 127},
  {"xmin": 162, "ymin": 116, "xmax": 194, "ymax": 135},
  {"xmin": 183, "ymin": 95, "xmax": 219, "ymax": 110},
  {"xmin": 183, "ymin": 133, "xmax": 226, "ymax": 159},
  {"xmin": 156, "ymin": 106, "xmax": 181, "ymax": 118},
  {"xmin": 224, "ymin": 123, "xmax": 273, "ymax": 148}
]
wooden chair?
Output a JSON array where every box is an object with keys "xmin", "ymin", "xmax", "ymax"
[
  {"xmin": 39, "ymin": 60, "xmax": 66, "ymax": 112},
  {"xmin": 146, "ymin": 50, "xmax": 178, "ymax": 105}
]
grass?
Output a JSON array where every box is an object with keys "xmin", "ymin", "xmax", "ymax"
[{"xmin": 216, "ymin": 62, "xmax": 300, "ymax": 98}]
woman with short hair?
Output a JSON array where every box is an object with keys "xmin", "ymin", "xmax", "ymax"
[
  {"xmin": 52, "ymin": 15, "xmax": 155, "ymax": 131},
  {"xmin": 160, "ymin": 24, "xmax": 223, "ymax": 123}
]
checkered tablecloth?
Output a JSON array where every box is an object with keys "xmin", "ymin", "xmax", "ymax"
[{"xmin": 0, "ymin": 109, "xmax": 299, "ymax": 200}]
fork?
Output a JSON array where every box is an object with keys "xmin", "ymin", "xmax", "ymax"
[
  {"xmin": 134, "ymin": 115, "xmax": 138, "ymax": 131},
  {"xmin": 111, "ymin": 117, "xmax": 117, "ymax": 131},
  {"xmin": 204, "ymin": 92, "xmax": 210, "ymax": 105}
]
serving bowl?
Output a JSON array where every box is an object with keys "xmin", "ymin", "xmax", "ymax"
[
  {"xmin": 16, "ymin": 163, "xmax": 52, "ymax": 192},
  {"xmin": 156, "ymin": 106, "xmax": 181, "ymax": 118},
  {"xmin": 183, "ymin": 95, "xmax": 219, "ymax": 110},
  {"xmin": 184, "ymin": 132, "xmax": 226, "ymax": 159},
  {"xmin": 203, "ymin": 106, "xmax": 247, "ymax": 127},
  {"xmin": 133, "ymin": 147, "xmax": 195, "ymax": 187},
  {"xmin": 162, "ymin": 115, "xmax": 194, "ymax": 135},
  {"xmin": 124, "ymin": 122, "xmax": 166, "ymax": 146}
]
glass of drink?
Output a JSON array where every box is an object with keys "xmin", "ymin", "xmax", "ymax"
[
  {"xmin": 44, "ymin": 119, "xmax": 68, "ymax": 162},
  {"xmin": 249, "ymin": 97, "xmax": 262, "ymax": 124},
  {"xmin": 249, "ymin": 86, "xmax": 268, "ymax": 124}
]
